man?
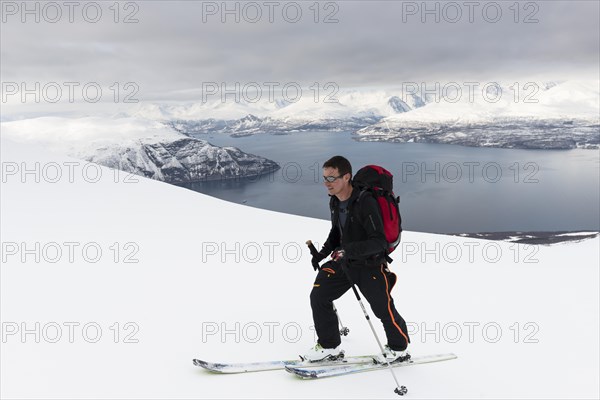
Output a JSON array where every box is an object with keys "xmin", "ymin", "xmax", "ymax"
[{"xmin": 303, "ymin": 155, "xmax": 410, "ymax": 363}]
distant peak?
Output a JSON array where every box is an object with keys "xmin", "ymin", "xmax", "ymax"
[{"xmin": 387, "ymin": 96, "xmax": 412, "ymax": 113}]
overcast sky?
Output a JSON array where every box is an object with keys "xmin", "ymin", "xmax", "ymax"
[{"xmin": 1, "ymin": 0, "xmax": 599, "ymax": 104}]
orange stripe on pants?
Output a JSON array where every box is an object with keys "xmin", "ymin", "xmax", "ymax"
[{"xmin": 380, "ymin": 265, "xmax": 409, "ymax": 346}]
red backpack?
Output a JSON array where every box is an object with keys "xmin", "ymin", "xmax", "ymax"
[{"xmin": 353, "ymin": 165, "xmax": 402, "ymax": 262}]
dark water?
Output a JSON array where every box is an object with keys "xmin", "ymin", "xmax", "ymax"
[{"xmin": 182, "ymin": 131, "xmax": 600, "ymax": 234}]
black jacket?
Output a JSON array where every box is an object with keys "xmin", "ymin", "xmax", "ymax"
[{"xmin": 320, "ymin": 186, "xmax": 388, "ymax": 267}]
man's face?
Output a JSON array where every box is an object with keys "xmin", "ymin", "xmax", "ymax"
[{"xmin": 323, "ymin": 167, "xmax": 350, "ymax": 197}]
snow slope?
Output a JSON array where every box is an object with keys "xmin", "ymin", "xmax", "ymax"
[{"xmin": 1, "ymin": 137, "xmax": 599, "ymax": 399}]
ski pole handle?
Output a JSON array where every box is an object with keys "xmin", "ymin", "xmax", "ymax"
[{"xmin": 306, "ymin": 240, "xmax": 319, "ymax": 257}]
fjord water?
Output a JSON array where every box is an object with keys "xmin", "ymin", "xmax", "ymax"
[{"xmin": 183, "ymin": 131, "xmax": 599, "ymax": 234}]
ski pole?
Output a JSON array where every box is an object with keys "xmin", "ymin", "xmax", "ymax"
[
  {"xmin": 306, "ymin": 240, "xmax": 349, "ymax": 336},
  {"xmin": 331, "ymin": 302, "xmax": 350, "ymax": 336},
  {"xmin": 338, "ymin": 258, "xmax": 408, "ymax": 397}
]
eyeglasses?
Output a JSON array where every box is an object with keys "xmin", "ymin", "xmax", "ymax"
[{"xmin": 323, "ymin": 175, "xmax": 344, "ymax": 183}]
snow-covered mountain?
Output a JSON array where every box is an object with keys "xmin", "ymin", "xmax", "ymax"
[
  {"xmin": 167, "ymin": 115, "xmax": 382, "ymax": 136},
  {"xmin": 88, "ymin": 138, "xmax": 279, "ymax": 183},
  {"xmin": 130, "ymin": 81, "xmax": 599, "ymax": 150},
  {"xmin": 1, "ymin": 117, "xmax": 279, "ymax": 184},
  {"xmin": 134, "ymin": 89, "xmax": 421, "ymax": 137},
  {"xmin": 387, "ymin": 96, "xmax": 412, "ymax": 113},
  {"xmin": 356, "ymin": 81, "xmax": 600, "ymax": 149},
  {"xmin": 355, "ymin": 117, "xmax": 599, "ymax": 149},
  {"xmin": 2, "ymin": 137, "xmax": 598, "ymax": 399},
  {"xmin": 130, "ymin": 89, "xmax": 427, "ymax": 122}
]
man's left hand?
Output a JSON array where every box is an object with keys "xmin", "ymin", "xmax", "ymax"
[{"xmin": 332, "ymin": 248, "xmax": 345, "ymax": 262}]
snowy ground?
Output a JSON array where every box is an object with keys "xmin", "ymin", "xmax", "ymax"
[{"xmin": 1, "ymin": 137, "xmax": 599, "ymax": 399}]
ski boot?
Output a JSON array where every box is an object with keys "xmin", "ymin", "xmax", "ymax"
[
  {"xmin": 300, "ymin": 343, "xmax": 345, "ymax": 362},
  {"xmin": 373, "ymin": 345, "xmax": 411, "ymax": 364}
]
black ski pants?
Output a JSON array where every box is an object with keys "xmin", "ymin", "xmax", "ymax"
[{"xmin": 310, "ymin": 260, "xmax": 410, "ymax": 351}]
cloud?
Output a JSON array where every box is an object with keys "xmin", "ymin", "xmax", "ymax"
[{"xmin": 1, "ymin": 0, "xmax": 598, "ymax": 104}]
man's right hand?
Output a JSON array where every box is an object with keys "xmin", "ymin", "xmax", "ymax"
[{"xmin": 311, "ymin": 252, "xmax": 327, "ymax": 271}]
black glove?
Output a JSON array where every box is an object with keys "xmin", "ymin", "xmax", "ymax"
[{"xmin": 311, "ymin": 251, "xmax": 327, "ymax": 271}]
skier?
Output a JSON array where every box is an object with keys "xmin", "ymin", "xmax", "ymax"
[{"xmin": 303, "ymin": 156, "xmax": 411, "ymax": 363}]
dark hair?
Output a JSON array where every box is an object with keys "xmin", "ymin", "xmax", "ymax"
[{"xmin": 323, "ymin": 156, "xmax": 352, "ymax": 178}]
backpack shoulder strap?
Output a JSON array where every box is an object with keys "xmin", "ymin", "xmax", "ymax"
[
  {"xmin": 355, "ymin": 187, "xmax": 371, "ymax": 203},
  {"xmin": 329, "ymin": 195, "xmax": 338, "ymax": 209}
]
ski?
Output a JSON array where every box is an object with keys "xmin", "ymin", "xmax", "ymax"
[
  {"xmin": 285, "ymin": 353, "xmax": 457, "ymax": 379},
  {"xmin": 193, "ymin": 354, "xmax": 377, "ymax": 374}
]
